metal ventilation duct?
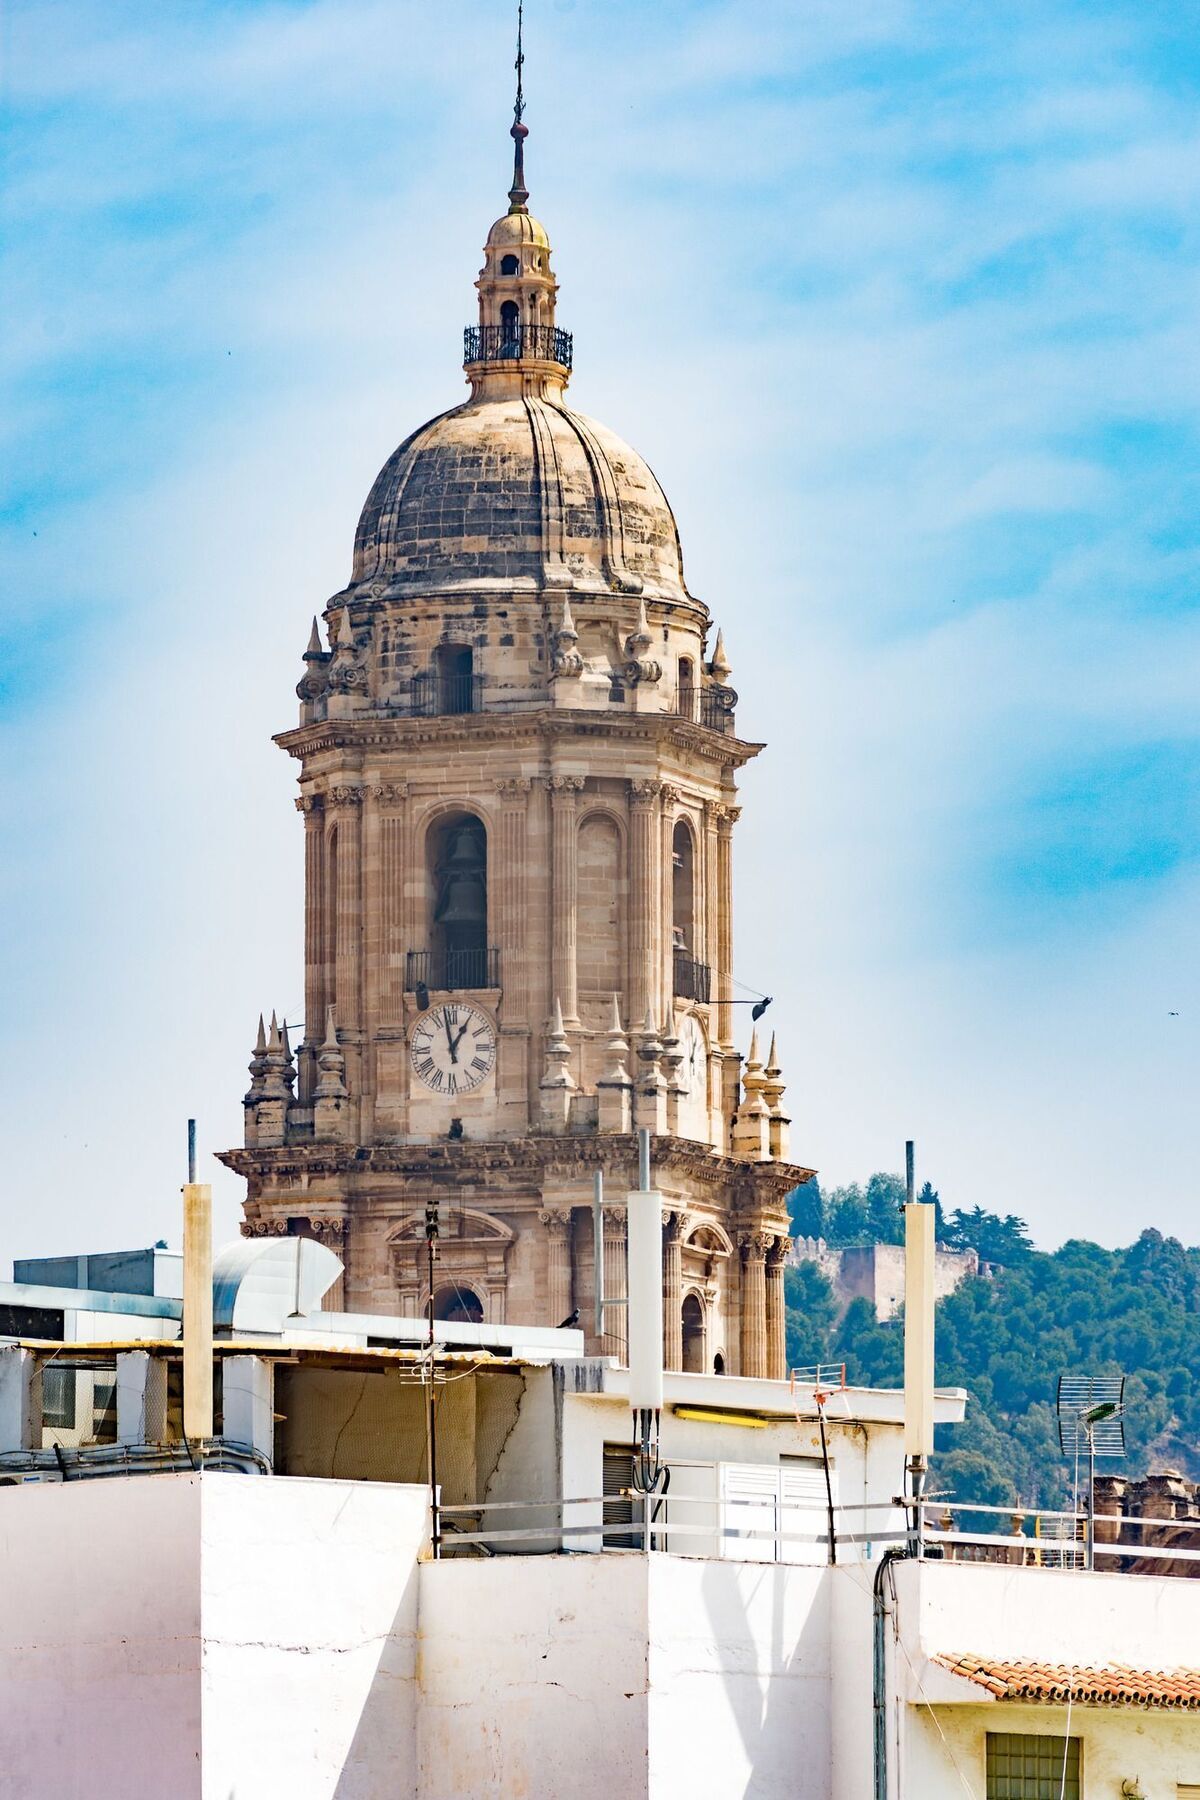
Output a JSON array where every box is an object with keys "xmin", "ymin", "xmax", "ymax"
[{"xmin": 211, "ymin": 1237, "xmax": 343, "ymax": 1335}]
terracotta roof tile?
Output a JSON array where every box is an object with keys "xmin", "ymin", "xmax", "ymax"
[{"xmin": 934, "ymin": 1654, "xmax": 1200, "ymax": 1709}]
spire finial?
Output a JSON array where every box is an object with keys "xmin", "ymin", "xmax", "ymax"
[{"xmin": 508, "ymin": 0, "xmax": 530, "ymax": 213}]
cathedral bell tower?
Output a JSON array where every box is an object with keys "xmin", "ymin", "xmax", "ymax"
[{"xmin": 220, "ymin": 80, "xmax": 813, "ymax": 1379}]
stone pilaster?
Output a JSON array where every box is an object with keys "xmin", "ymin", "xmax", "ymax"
[
  {"xmin": 540, "ymin": 1208, "xmax": 573, "ymax": 1327},
  {"xmin": 329, "ymin": 783, "xmax": 362, "ymax": 1020},
  {"xmin": 297, "ymin": 794, "xmax": 325, "ymax": 1104},
  {"xmin": 603, "ymin": 1205, "xmax": 628, "ymax": 1363},
  {"xmin": 766, "ymin": 1235, "xmax": 790, "ymax": 1381},
  {"xmin": 495, "ymin": 779, "xmax": 532, "ymax": 1025},
  {"xmin": 373, "ymin": 783, "xmax": 408, "ymax": 1030},
  {"xmin": 628, "ymin": 779, "xmax": 662, "ymax": 1032},
  {"xmin": 702, "ymin": 799, "xmax": 719, "ymax": 974},
  {"xmin": 659, "ymin": 785, "xmax": 680, "ymax": 1020},
  {"xmin": 739, "ymin": 1229, "xmax": 770, "ymax": 1380},
  {"xmin": 329, "ymin": 784, "xmax": 363, "ymax": 1115},
  {"xmin": 548, "ymin": 775, "xmax": 584, "ymax": 1026},
  {"xmin": 663, "ymin": 1210, "xmax": 689, "ymax": 1372},
  {"xmin": 715, "ymin": 804, "xmax": 739, "ymax": 1050}
]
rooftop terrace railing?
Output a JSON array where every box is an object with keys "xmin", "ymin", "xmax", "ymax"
[{"xmin": 434, "ymin": 1490, "xmax": 1200, "ymax": 1574}]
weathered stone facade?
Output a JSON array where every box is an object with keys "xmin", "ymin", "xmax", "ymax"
[{"xmin": 220, "ymin": 141, "xmax": 812, "ymax": 1377}]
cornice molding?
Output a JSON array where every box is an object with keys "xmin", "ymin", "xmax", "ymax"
[{"xmin": 274, "ymin": 708, "xmax": 764, "ymax": 773}]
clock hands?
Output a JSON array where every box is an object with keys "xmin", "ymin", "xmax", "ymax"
[{"xmin": 440, "ymin": 1010, "xmax": 473, "ymax": 1065}]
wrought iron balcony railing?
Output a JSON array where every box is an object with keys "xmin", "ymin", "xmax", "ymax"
[
  {"xmin": 464, "ymin": 323, "xmax": 574, "ymax": 370},
  {"xmin": 406, "ymin": 948, "xmax": 500, "ymax": 993},
  {"xmin": 673, "ymin": 953, "xmax": 712, "ymax": 1004},
  {"xmin": 410, "ymin": 671, "xmax": 483, "ymax": 718},
  {"xmin": 675, "ymin": 684, "xmax": 737, "ymax": 735}
]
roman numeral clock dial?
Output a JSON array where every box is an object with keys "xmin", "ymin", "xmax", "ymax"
[{"xmin": 409, "ymin": 1003, "xmax": 497, "ymax": 1096}]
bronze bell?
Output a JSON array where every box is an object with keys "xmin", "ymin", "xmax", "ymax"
[{"xmin": 434, "ymin": 824, "xmax": 487, "ymax": 926}]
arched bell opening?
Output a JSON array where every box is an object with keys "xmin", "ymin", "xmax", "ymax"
[
  {"xmin": 681, "ymin": 1292, "xmax": 706, "ymax": 1374},
  {"xmin": 499, "ymin": 298, "xmax": 520, "ymax": 356},
  {"xmin": 427, "ymin": 811, "xmax": 489, "ymax": 990},
  {"xmin": 671, "ymin": 819, "xmax": 695, "ymax": 954},
  {"xmin": 677, "ymin": 654, "xmax": 696, "ymax": 720},
  {"xmin": 430, "ymin": 1283, "xmax": 484, "ymax": 1324}
]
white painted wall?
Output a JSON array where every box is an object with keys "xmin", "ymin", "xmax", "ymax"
[
  {"xmin": 888, "ymin": 1558, "xmax": 1200, "ymax": 1799},
  {"xmin": 417, "ymin": 1554, "xmax": 651, "ymax": 1800},
  {"xmin": 0, "ymin": 1473, "xmax": 429, "ymax": 1800},
  {"xmin": 0, "ymin": 1474, "xmax": 203, "ymax": 1799},
  {"xmin": 647, "ymin": 1555, "xmax": 830, "ymax": 1799},
  {"xmin": 201, "ymin": 1475, "xmax": 428, "ymax": 1800},
  {"xmin": 419, "ymin": 1553, "xmax": 836, "ymax": 1800},
  {"xmin": 560, "ymin": 1381, "xmax": 908, "ymax": 1561},
  {"xmin": 907, "ymin": 1698, "xmax": 1200, "ymax": 1799}
]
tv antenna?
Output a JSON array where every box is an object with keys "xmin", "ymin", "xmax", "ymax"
[{"xmin": 1057, "ymin": 1372, "xmax": 1125, "ymax": 1570}]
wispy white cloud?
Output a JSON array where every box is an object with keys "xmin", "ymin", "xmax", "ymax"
[{"xmin": 2, "ymin": 0, "xmax": 1198, "ymax": 1258}]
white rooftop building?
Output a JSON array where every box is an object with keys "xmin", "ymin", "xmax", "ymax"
[{"xmin": 3, "ymin": 1228, "xmax": 1200, "ymax": 1799}]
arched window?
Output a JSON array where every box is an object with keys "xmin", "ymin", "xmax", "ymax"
[
  {"xmin": 428, "ymin": 812, "xmax": 488, "ymax": 989},
  {"xmin": 713, "ymin": 1351, "xmax": 726, "ymax": 1376},
  {"xmin": 500, "ymin": 299, "xmax": 520, "ymax": 356},
  {"xmin": 500, "ymin": 253, "xmax": 519, "ymax": 276},
  {"xmin": 682, "ymin": 1294, "xmax": 706, "ymax": 1373},
  {"xmin": 672, "ymin": 819, "xmax": 694, "ymax": 954},
  {"xmin": 430, "ymin": 1284, "xmax": 484, "ymax": 1324},
  {"xmin": 677, "ymin": 656, "xmax": 695, "ymax": 720}
]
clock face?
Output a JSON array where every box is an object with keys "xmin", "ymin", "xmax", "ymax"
[
  {"xmin": 410, "ymin": 1002, "xmax": 497, "ymax": 1096},
  {"xmin": 679, "ymin": 1013, "xmax": 706, "ymax": 1098}
]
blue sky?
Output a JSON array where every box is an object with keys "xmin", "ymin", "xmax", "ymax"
[{"xmin": 1, "ymin": 0, "xmax": 1198, "ymax": 1258}]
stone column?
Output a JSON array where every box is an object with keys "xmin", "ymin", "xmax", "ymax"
[
  {"xmin": 702, "ymin": 799, "xmax": 720, "ymax": 976},
  {"xmin": 663, "ymin": 1211, "xmax": 688, "ymax": 1372},
  {"xmin": 540, "ymin": 1208, "xmax": 573, "ymax": 1328},
  {"xmin": 549, "ymin": 776, "xmax": 584, "ymax": 1026},
  {"xmin": 628, "ymin": 779, "xmax": 662, "ymax": 1031},
  {"xmin": 766, "ymin": 1236, "xmax": 790, "ymax": 1382},
  {"xmin": 496, "ymin": 780, "xmax": 532, "ymax": 1023},
  {"xmin": 378, "ymin": 785, "xmax": 409, "ymax": 1027},
  {"xmin": 330, "ymin": 785, "xmax": 363, "ymax": 1030},
  {"xmin": 716, "ymin": 804, "xmax": 739, "ymax": 1049},
  {"xmin": 297, "ymin": 794, "xmax": 325, "ymax": 1104},
  {"xmin": 330, "ymin": 784, "xmax": 363, "ymax": 1110},
  {"xmin": 660, "ymin": 785, "xmax": 680, "ymax": 1022},
  {"xmin": 739, "ymin": 1229, "xmax": 769, "ymax": 1379},
  {"xmin": 603, "ymin": 1205, "xmax": 628, "ymax": 1363}
]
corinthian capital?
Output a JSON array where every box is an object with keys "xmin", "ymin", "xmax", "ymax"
[
  {"xmin": 328, "ymin": 784, "xmax": 364, "ymax": 807},
  {"xmin": 628, "ymin": 778, "xmax": 663, "ymax": 805}
]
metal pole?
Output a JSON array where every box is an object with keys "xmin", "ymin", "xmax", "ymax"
[
  {"xmin": 187, "ymin": 1118, "xmax": 197, "ymax": 1186},
  {"xmin": 638, "ymin": 1126, "xmax": 651, "ymax": 1192},
  {"xmin": 905, "ymin": 1139, "xmax": 914, "ymax": 1207},
  {"xmin": 426, "ymin": 1212, "xmax": 440, "ymax": 1560},
  {"xmin": 1085, "ymin": 1427, "xmax": 1095, "ymax": 1572},
  {"xmin": 593, "ymin": 1170, "xmax": 604, "ymax": 1338}
]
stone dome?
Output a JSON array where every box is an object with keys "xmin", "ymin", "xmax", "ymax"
[
  {"xmin": 485, "ymin": 209, "xmax": 550, "ymax": 250},
  {"xmin": 351, "ymin": 394, "xmax": 694, "ymax": 606}
]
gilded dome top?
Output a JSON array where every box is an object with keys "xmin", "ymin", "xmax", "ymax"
[
  {"xmin": 351, "ymin": 394, "xmax": 694, "ymax": 607},
  {"xmin": 485, "ymin": 208, "xmax": 551, "ymax": 250}
]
